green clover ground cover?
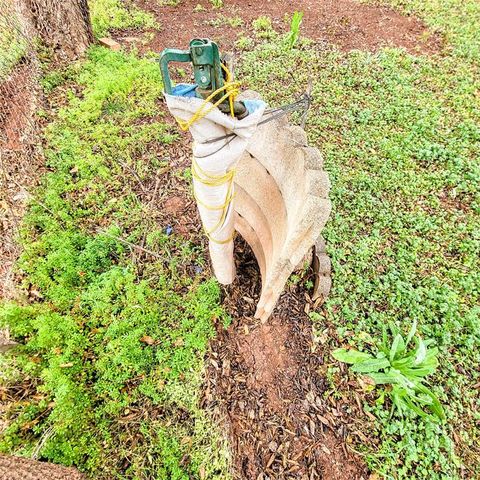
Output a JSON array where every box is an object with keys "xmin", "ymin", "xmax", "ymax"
[
  {"xmin": 240, "ymin": 0, "xmax": 479, "ymax": 478},
  {"xmin": 0, "ymin": 1, "xmax": 29, "ymax": 80},
  {"xmin": 0, "ymin": 47, "xmax": 231, "ymax": 479}
]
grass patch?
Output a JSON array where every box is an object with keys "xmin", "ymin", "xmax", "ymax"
[
  {"xmin": 209, "ymin": 14, "xmax": 244, "ymax": 29},
  {"xmin": 0, "ymin": 3, "xmax": 29, "ymax": 80},
  {"xmin": 89, "ymin": 0, "xmax": 158, "ymax": 37},
  {"xmin": 240, "ymin": 0, "xmax": 479, "ymax": 478},
  {"xmin": 0, "ymin": 47, "xmax": 231, "ymax": 479},
  {"xmin": 252, "ymin": 15, "xmax": 276, "ymax": 40}
]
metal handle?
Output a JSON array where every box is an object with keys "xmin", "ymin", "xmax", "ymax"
[{"xmin": 158, "ymin": 49, "xmax": 192, "ymax": 95}]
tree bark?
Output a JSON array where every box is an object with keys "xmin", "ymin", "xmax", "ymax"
[
  {"xmin": 17, "ymin": 0, "xmax": 93, "ymax": 60},
  {"xmin": 0, "ymin": 454, "xmax": 85, "ymax": 480}
]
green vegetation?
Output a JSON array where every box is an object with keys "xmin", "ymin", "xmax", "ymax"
[
  {"xmin": 235, "ymin": 35, "xmax": 253, "ymax": 51},
  {"xmin": 252, "ymin": 16, "xmax": 276, "ymax": 40},
  {"xmin": 193, "ymin": 3, "xmax": 205, "ymax": 13},
  {"xmin": 0, "ymin": 47, "xmax": 231, "ymax": 479},
  {"xmin": 240, "ymin": 0, "xmax": 479, "ymax": 477},
  {"xmin": 89, "ymin": 0, "xmax": 158, "ymax": 37},
  {"xmin": 285, "ymin": 11, "xmax": 303, "ymax": 49},
  {"xmin": 0, "ymin": 3, "xmax": 29, "ymax": 80},
  {"xmin": 209, "ymin": 14, "xmax": 243, "ymax": 29},
  {"xmin": 333, "ymin": 321, "xmax": 444, "ymax": 420},
  {"xmin": 209, "ymin": 0, "xmax": 223, "ymax": 9},
  {"xmin": 378, "ymin": 0, "xmax": 480, "ymax": 60},
  {"xmin": 158, "ymin": 0, "xmax": 182, "ymax": 6}
]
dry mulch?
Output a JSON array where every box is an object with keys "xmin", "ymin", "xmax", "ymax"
[
  {"xmin": 132, "ymin": 0, "xmax": 442, "ymax": 55},
  {"xmin": 204, "ymin": 240, "xmax": 371, "ymax": 479}
]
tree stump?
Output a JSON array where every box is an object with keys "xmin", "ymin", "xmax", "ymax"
[
  {"xmin": 0, "ymin": 454, "xmax": 85, "ymax": 480},
  {"xmin": 17, "ymin": 0, "xmax": 93, "ymax": 60}
]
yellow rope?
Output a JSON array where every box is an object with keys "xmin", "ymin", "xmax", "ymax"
[
  {"xmin": 191, "ymin": 157, "xmax": 234, "ymax": 186},
  {"xmin": 194, "ymin": 190, "xmax": 236, "ymax": 210},
  {"xmin": 191, "ymin": 157, "xmax": 236, "ymax": 244},
  {"xmin": 176, "ymin": 64, "xmax": 239, "ymax": 243},
  {"xmin": 221, "ymin": 63, "xmax": 236, "ymax": 119},
  {"xmin": 209, "ymin": 231, "xmax": 236, "ymax": 244},
  {"xmin": 175, "ymin": 63, "xmax": 239, "ymax": 131}
]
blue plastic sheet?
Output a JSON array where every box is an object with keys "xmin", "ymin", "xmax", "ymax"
[
  {"xmin": 171, "ymin": 84, "xmax": 266, "ymax": 113},
  {"xmin": 171, "ymin": 83, "xmax": 197, "ymax": 98}
]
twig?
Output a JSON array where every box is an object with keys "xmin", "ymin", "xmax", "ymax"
[
  {"xmin": 116, "ymin": 159, "xmax": 146, "ymax": 193},
  {"xmin": 31, "ymin": 425, "xmax": 55, "ymax": 459},
  {"xmin": 95, "ymin": 228, "xmax": 165, "ymax": 260},
  {"xmin": 147, "ymin": 176, "xmax": 162, "ymax": 209},
  {"xmin": 300, "ymin": 80, "xmax": 313, "ymax": 130}
]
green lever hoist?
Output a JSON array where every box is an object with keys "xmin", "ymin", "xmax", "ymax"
[{"xmin": 159, "ymin": 38, "xmax": 248, "ymax": 119}]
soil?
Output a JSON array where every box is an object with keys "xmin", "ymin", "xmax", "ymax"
[
  {"xmin": 236, "ymin": 318, "xmax": 296, "ymax": 413},
  {"xmin": 204, "ymin": 240, "xmax": 370, "ymax": 479},
  {"xmin": 131, "ymin": 0, "xmax": 442, "ymax": 55}
]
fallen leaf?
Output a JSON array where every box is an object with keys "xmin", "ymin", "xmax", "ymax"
[
  {"xmin": 321, "ymin": 445, "xmax": 331, "ymax": 455},
  {"xmin": 140, "ymin": 335, "xmax": 155, "ymax": 345},
  {"xmin": 317, "ymin": 414, "xmax": 330, "ymax": 426}
]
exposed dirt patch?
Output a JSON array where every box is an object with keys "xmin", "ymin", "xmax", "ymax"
[
  {"xmin": 237, "ymin": 318, "xmax": 297, "ymax": 413},
  {"xmin": 163, "ymin": 195, "xmax": 188, "ymax": 214},
  {"xmin": 204, "ymin": 240, "xmax": 370, "ymax": 479},
  {"xmin": 131, "ymin": 0, "xmax": 441, "ymax": 55}
]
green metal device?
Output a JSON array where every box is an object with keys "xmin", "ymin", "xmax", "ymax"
[{"xmin": 159, "ymin": 38, "xmax": 247, "ymax": 118}]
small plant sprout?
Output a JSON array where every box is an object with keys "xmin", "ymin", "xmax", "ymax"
[
  {"xmin": 235, "ymin": 35, "xmax": 253, "ymax": 50},
  {"xmin": 209, "ymin": 14, "xmax": 243, "ymax": 28},
  {"xmin": 176, "ymin": 67, "xmax": 187, "ymax": 77},
  {"xmin": 158, "ymin": 0, "xmax": 181, "ymax": 6},
  {"xmin": 286, "ymin": 11, "xmax": 304, "ymax": 48},
  {"xmin": 210, "ymin": 0, "xmax": 223, "ymax": 8},
  {"xmin": 332, "ymin": 321, "xmax": 445, "ymax": 421},
  {"xmin": 253, "ymin": 15, "xmax": 275, "ymax": 39}
]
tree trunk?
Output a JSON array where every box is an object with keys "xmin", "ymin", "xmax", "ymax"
[
  {"xmin": 17, "ymin": 0, "xmax": 93, "ymax": 60},
  {"xmin": 0, "ymin": 454, "xmax": 85, "ymax": 480}
]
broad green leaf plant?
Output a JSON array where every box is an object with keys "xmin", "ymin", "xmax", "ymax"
[
  {"xmin": 286, "ymin": 11, "xmax": 304, "ymax": 49},
  {"xmin": 333, "ymin": 321, "xmax": 444, "ymax": 421}
]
